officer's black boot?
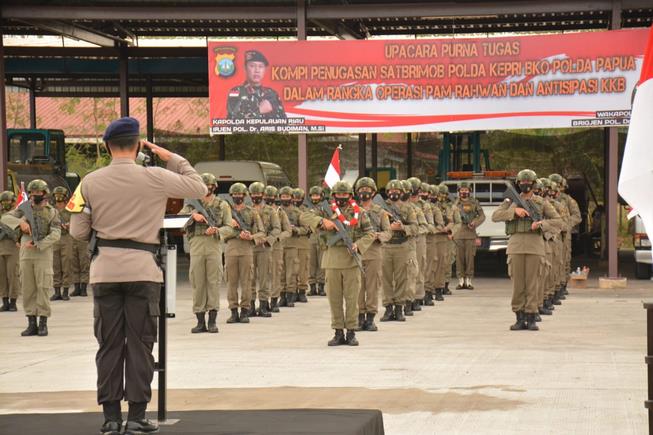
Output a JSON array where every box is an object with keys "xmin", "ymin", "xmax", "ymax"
[
  {"xmin": 509, "ymin": 311, "xmax": 527, "ymax": 331},
  {"xmin": 318, "ymin": 282, "xmax": 326, "ymax": 296},
  {"xmin": 61, "ymin": 287, "xmax": 70, "ymax": 301},
  {"xmin": 270, "ymin": 297, "xmax": 280, "ymax": 313},
  {"xmin": 412, "ymin": 299, "xmax": 422, "ymax": 311},
  {"xmin": 259, "ymin": 300, "xmax": 272, "ymax": 318},
  {"xmin": 539, "ymin": 304, "xmax": 552, "ymax": 316},
  {"xmin": 308, "ymin": 283, "xmax": 317, "ymax": 296},
  {"xmin": 435, "ymin": 288, "xmax": 445, "ymax": 302},
  {"xmin": 239, "ymin": 307, "xmax": 250, "ymax": 323},
  {"xmin": 534, "ymin": 312, "xmax": 542, "ymax": 322},
  {"xmin": 8, "ymin": 298, "xmax": 17, "ymax": 311},
  {"xmin": 356, "ymin": 313, "xmax": 365, "ymax": 331},
  {"xmin": 423, "ymin": 291, "xmax": 434, "ymax": 306},
  {"xmin": 286, "ymin": 291, "xmax": 296, "ymax": 307},
  {"xmin": 328, "ymin": 329, "xmax": 346, "ymax": 346},
  {"xmin": 50, "ymin": 287, "xmax": 62, "ymax": 301},
  {"xmin": 80, "ymin": 283, "xmax": 88, "ymax": 297},
  {"xmin": 558, "ymin": 286, "xmax": 566, "ymax": 300},
  {"xmin": 365, "ymin": 312, "xmax": 378, "ymax": 331},
  {"xmin": 207, "ymin": 310, "xmax": 219, "ymax": 333},
  {"xmin": 125, "ymin": 402, "xmax": 158, "ymax": 434},
  {"xmin": 21, "ymin": 315, "xmax": 38, "ymax": 336},
  {"xmin": 380, "ymin": 305, "xmax": 394, "ymax": 322},
  {"xmin": 526, "ymin": 313, "xmax": 539, "ymax": 331},
  {"xmin": 191, "ymin": 312, "xmax": 207, "ymax": 333},
  {"xmin": 298, "ymin": 290, "xmax": 308, "ymax": 303},
  {"xmin": 345, "ymin": 329, "xmax": 359, "ymax": 346},
  {"xmin": 227, "ymin": 308, "xmax": 239, "ymax": 324},
  {"xmin": 279, "ymin": 292, "xmax": 288, "ymax": 307},
  {"xmin": 248, "ymin": 300, "xmax": 257, "ymax": 317},
  {"xmin": 546, "ymin": 295, "xmax": 555, "ymax": 311},
  {"xmin": 562, "ymin": 283, "xmax": 569, "ymax": 296},
  {"xmin": 552, "ymin": 289, "xmax": 562, "ymax": 305},
  {"xmin": 404, "ymin": 302, "xmax": 414, "ymax": 316},
  {"xmin": 37, "ymin": 316, "xmax": 48, "ymax": 336},
  {"xmin": 101, "ymin": 401, "xmax": 122, "ymax": 435},
  {"xmin": 0, "ymin": 297, "xmax": 9, "ymax": 312},
  {"xmin": 394, "ymin": 304, "xmax": 406, "ymax": 322},
  {"xmin": 70, "ymin": 283, "xmax": 81, "ymax": 297},
  {"xmin": 444, "ymin": 282, "xmax": 452, "ymax": 295}
]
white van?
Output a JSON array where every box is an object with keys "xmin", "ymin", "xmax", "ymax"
[
  {"xmin": 443, "ymin": 178, "xmax": 511, "ymax": 252},
  {"xmin": 632, "ymin": 215, "xmax": 652, "ymax": 279},
  {"xmin": 194, "ymin": 160, "xmax": 291, "ymax": 193}
]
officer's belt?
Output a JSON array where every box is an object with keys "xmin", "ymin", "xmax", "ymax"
[{"xmin": 96, "ymin": 238, "xmax": 159, "ymax": 254}]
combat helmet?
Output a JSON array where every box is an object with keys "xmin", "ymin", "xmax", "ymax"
[
  {"xmin": 407, "ymin": 177, "xmax": 422, "ymax": 193},
  {"xmin": 331, "ymin": 180, "xmax": 353, "ymax": 195},
  {"xmin": 229, "ymin": 182, "xmax": 248, "ymax": 195},
  {"xmin": 52, "ymin": 186, "xmax": 69, "ymax": 202},
  {"xmin": 549, "ymin": 173, "xmax": 564, "ymax": 186},
  {"xmin": 249, "ymin": 181, "xmax": 265, "ymax": 194},
  {"xmin": 264, "ymin": 185, "xmax": 278, "ymax": 197},
  {"xmin": 355, "ymin": 177, "xmax": 377, "ymax": 192},
  {"xmin": 0, "ymin": 191, "xmax": 16, "ymax": 202},
  {"xmin": 458, "ymin": 181, "xmax": 471, "ymax": 190},
  {"xmin": 309, "ymin": 186, "xmax": 323, "ymax": 196},
  {"xmin": 516, "ymin": 169, "xmax": 537, "ymax": 182},
  {"xmin": 400, "ymin": 180, "xmax": 412, "ymax": 193},
  {"xmin": 438, "ymin": 184, "xmax": 449, "ymax": 195},
  {"xmin": 278, "ymin": 186, "xmax": 294, "ymax": 197},
  {"xmin": 201, "ymin": 173, "xmax": 217, "ymax": 186},
  {"xmin": 386, "ymin": 179, "xmax": 403, "ymax": 192},
  {"xmin": 540, "ymin": 178, "xmax": 552, "ymax": 189},
  {"xmin": 27, "ymin": 179, "xmax": 49, "ymax": 195},
  {"xmin": 292, "ymin": 187, "xmax": 305, "ymax": 199}
]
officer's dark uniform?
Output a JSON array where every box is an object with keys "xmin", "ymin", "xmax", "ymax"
[
  {"xmin": 226, "ymin": 50, "xmax": 286, "ymax": 119},
  {"xmin": 69, "ymin": 117, "xmax": 207, "ymax": 435}
]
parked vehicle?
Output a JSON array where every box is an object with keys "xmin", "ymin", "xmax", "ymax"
[
  {"xmin": 632, "ymin": 215, "xmax": 652, "ymax": 279},
  {"xmin": 193, "ymin": 160, "xmax": 291, "ymax": 193}
]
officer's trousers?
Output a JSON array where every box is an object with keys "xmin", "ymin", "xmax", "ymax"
[
  {"xmin": 251, "ymin": 246, "xmax": 272, "ymax": 301},
  {"xmin": 282, "ymin": 246, "xmax": 299, "ymax": 293},
  {"xmin": 53, "ymin": 234, "xmax": 73, "ymax": 288},
  {"xmin": 297, "ymin": 245, "xmax": 310, "ymax": 292},
  {"xmin": 424, "ymin": 235, "xmax": 437, "ymax": 292},
  {"xmin": 563, "ymin": 231, "xmax": 572, "ymax": 281},
  {"xmin": 226, "ymin": 253, "xmax": 253, "ymax": 310},
  {"xmin": 271, "ymin": 245, "xmax": 284, "ymax": 298},
  {"xmin": 21, "ymin": 254, "xmax": 53, "ymax": 317},
  {"xmin": 557, "ymin": 233, "xmax": 567, "ymax": 286},
  {"xmin": 508, "ymin": 254, "xmax": 543, "ymax": 314},
  {"xmin": 92, "ymin": 281, "xmax": 159, "ymax": 405},
  {"xmin": 415, "ymin": 235, "xmax": 427, "ymax": 299},
  {"xmin": 308, "ymin": 240, "xmax": 325, "ymax": 285},
  {"xmin": 455, "ymin": 238, "xmax": 476, "ymax": 278},
  {"xmin": 382, "ymin": 241, "xmax": 412, "ymax": 306},
  {"xmin": 189, "ymin": 236, "xmax": 221, "ymax": 313},
  {"xmin": 0, "ymin": 251, "xmax": 19, "ymax": 299},
  {"xmin": 359, "ymin": 256, "xmax": 382, "ymax": 314},
  {"xmin": 445, "ymin": 240, "xmax": 455, "ymax": 282},
  {"xmin": 326, "ymin": 267, "xmax": 360, "ymax": 330},
  {"xmin": 433, "ymin": 237, "xmax": 449, "ymax": 289},
  {"xmin": 71, "ymin": 238, "xmax": 90, "ymax": 284}
]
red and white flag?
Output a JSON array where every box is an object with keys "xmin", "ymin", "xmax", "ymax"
[
  {"xmin": 15, "ymin": 182, "xmax": 28, "ymax": 207},
  {"xmin": 619, "ymin": 25, "xmax": 653, "ymax": 237},
  {"xmin": 324, "ymin": 144, "xmax": 342, "ymax": 188}
]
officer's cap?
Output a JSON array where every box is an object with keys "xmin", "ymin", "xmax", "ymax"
[
  {"xmin": 245, "ymin": 50, "xmax": 269, "ymax": 66},
  {"xmin": 103, "ymin": 117, "xmax": 140, "ymax": 142}
]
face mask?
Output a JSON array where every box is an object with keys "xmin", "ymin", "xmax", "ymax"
[
  {"xmin": 2, "ymin": 202, "xmax": 12, "ymax": 211},
  {"xmin": 400, "ymin": 192, "xmax": 410, "ymax": 201},
  {"xmin": 460, "ymin": 192, "xmax": 469, "ymax": 199},
  {"xmin": 311, "ymin": 198, "xmax": 321, "ymax": 205},
  {"xmin": 252, "ymin": 196, "xmax": 263, "ymax": 205},
  {"xmin": 358, "ymin": 192, "xmax": 372, "ymax": 202},
  {"xmin": 533, "ymin": 189, "xmax": 542, "ymax": 197},
  {"xmin": 281, "ymin": 199, "xmax": 291, "ymax": 207},
  {"xmin": 32, "ymin": 195, "xmax": 45, "ymax": 204},
  {"xmin": 335, "ymin": 197, "xmax": 349, "ymax": 208},
  {"xmin": 518, "ymin": 183, "xmax": 532, "ymax": 193},
  {"xmin": 419, "ymin": 194, "xmax": 429, "ymax": 201},
  {"xmin": 232, "ymin": 196, "xmax": 244, "ymax": 205},
  {"xmin": 293, "ymin": 200, "xmax": 303, "ymax": 207},
  {"xmin": 429, "ymin": 197, "xmax": 437, "ymax": 204},
  {"xmin": 388, "ymin": 193, "xmax": 400, "ymax": 202},
  {"xmin": 264, "ymin": 197, "xmax": 275, "ymax": 205},
  {"xmin": 275, "ymin": 199, "xmax": 282, "ymax": 206}
]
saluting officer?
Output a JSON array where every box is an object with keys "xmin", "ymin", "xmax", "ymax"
[
  {"xmin": 51, "ymin": 186, "xmax": 73, "ymax": 302},
  {"xmin": 0, "ymin": 191, "xmax": 19, "ymax": 312},
  {"xmin": 308, "ymin": 186, "xmax": 327, "ymax": 296},
  {"xmin": 179, "ymin": 173, "xmax": 231, "ymax": 334},
  {"xmin": 453, "ymin": 181, "xmax": 485, "ymax": 290},
  {"xmin": 69, "ymin": 117, "xmax": 207, "ymax": 435}
]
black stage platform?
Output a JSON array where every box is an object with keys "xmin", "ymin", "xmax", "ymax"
[{"xmin": 0, "ymin": 409, "xmax": 385, "ymax": 435}]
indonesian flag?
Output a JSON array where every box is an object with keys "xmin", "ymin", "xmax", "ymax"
[
  {"xmin": 15, "ymin": 182, "xmax": 28, "ymax": 207},
  {"xmin": 619, "ymin": 25, "xmax": 653, "ymax": 236},
  {"xmin": 324, "ymin": 144, "xmax": 342, "ymax": 188}
]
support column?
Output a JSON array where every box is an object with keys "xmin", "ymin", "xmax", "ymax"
[
  {"xmin": 406, "ymin": 133, "xmax": 413, "ymax": 178},
  {"xmin": 606, "ymin": 127, "xmax": 619, "ymax": 278},
  {"xmin": 0, "ymin": 34, "xmax": 7, "ymax": 191},
  {"xmin": 146, "ymin": 78, "xmax": 154, "ymax": 142},
  {"xmin": 29, "ymin": 80, "xmax": 36, "ymax": 129},
  {"xmin": 358, "ymin": 133, "xmax": 367, "ymax": 179},
  {"xmin": 296, "ymin": 0, "xmax": 308, "ymax": 190},
  {"xmin": 371, "ymin": 133, "xmax": 378, "ymax": 183},
  {"xmin": 119, "ymin": 45, "xmax": 129, "ymax": 117}
]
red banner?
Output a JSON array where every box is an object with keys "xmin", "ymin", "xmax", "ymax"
[{"xmin": 208, "ymin": 28, "xmax": 648, "ymax": 134}]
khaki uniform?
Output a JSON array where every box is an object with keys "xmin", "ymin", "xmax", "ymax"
[
  {"xmin": 0, "ymin": 211, "xmax": 20, "ymax": 300},
  {"xmin": 409, "ymin": 200, "xmax": 434, "ymax": 301},
  {"xmin": 359, "ymin": 203, "xmax": 392, "ymax": 314},
  {"xmin": 430, "ymin": 201, "xmax": 459, "ymax": 290},
  {"xmin": 301, "ymin": 206, "xmax": 375, "ymax": 330},
  {"xmin": 541, "ymin": 198, "xmax": 563, "ymax": 307},
  {"xmin": 308, "ymin": 205, "xmax": 328, "ymax": 290},
  {"xmin": 492, "ymin": 195, "xmax": 561, "ymax": 314},
  {"xmin": 69, "ymin": 154, "xmax": 206, "ymax": 408},
  {"xmin": 271, "ymin": 207, "xmax": 292, "ymax": 301},
  {"xmin": 561, "ymin": 193, "xmax": 581, "ymax": 281},
  {"xmin": 250, "ymin": 203, "xmax": 281, "ymax": 302},
  {"xmin": 71, "ymin": 238, "xmax": 90, "ymax": 286},
  {"xmin": 179, "ymin": 196, "xmax": 231, "ymax": 313},
  {"xmin": 553, "ymin": 198, "xmax": 571, "ymax": 288},
  {"xmin": 281, "ymin": 204, "xmax": 311, "ymax": 296},
  {"xmin": 382, "ymin": 201, "xmax": 419, "ymax": 306},
  {"xmin": 453, "ymin": 198, "xmax": 485, "ymax": 279},
  {"xmin": 2, "ymin": 203, "xmax": 61, "ymax": 317},
  {"xmin": 223, "ymin": 206, "xmax": 264, "ymax": 310},
  {"xmin": 53, "ymin": 207, "xmax": 73, "ymax": 289},
  {"xmin": 296, "ymin": 204, "xmax": 312, "ymax": 294},
  {"xmin": 444, "ymin": 200, "xmax": 461, "ymax": 283}
]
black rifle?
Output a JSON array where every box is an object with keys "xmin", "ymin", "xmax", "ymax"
[
  {"xmin": 184, "ymin": 198, "xmax": 219, "ymax": 228},
  {"xmin": 503, "ymin": 183, "xmax": 543, "ymax": 222},
  {"xmin": 0, "ymin": 222, "xmax": 15, "ymax": 242},
  {"xmin": 219, "ymin": 195, "xmax": 252, "ymax": 233},
  {"xmin": 372, "ymin": 194, "xmax": 401, "ymax": 223},
  {"xmin": 18, "ymin": 201, "xmax": 41, "ymax": 248},
  {"xmin": 318, "ymin": 200, "xmax": 364, "ymax": 274}
]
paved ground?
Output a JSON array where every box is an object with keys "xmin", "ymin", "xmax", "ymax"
[{"xmin": 0, "ymin": 261, "xmax": 651, "ymax": 434}]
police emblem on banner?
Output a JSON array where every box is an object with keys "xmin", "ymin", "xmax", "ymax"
[{"xmin": 214, "ymin": 46, "xmax": 236, "ymax": 78}]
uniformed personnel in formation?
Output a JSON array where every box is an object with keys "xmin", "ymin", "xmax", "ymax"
[
  {"xmin": 69, "ymin": 117, "xmax": 207, "ymax": 435},
  {"xmin": 51, "ymin": 186, "xmax": 73, "ymax": 302},
  {"xmin": 0, "ymin": 191, "xmax": 19, "ymax": 312},
  {"xmin": 292, "ymin": 187, "xmax": 311, "ymax": 303},
  {"xmin": 279, "ymin": 186, "xmax": 310, "ymax": 307},
  {"xmin": 69, "ymin": 224, "xmax": 90, "ymax": 298},
  {"xmin": 453, "ymin": 181, "xmax": 485, "ymax": 290},
  {"xmin": 307, "ymin": 185, "xmax": 327, "ymax": 296},
  {"xmin": 265, "ymin": 185, "xmax": 292, "ymax": 313},
  {"xmin": 226, "ymin": 50, "xmax": 286, "ymax": 119}
]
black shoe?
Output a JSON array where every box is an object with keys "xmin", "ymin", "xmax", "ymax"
[
  {"xmin": 227, "ymin": 308, "xmax": 239, "ymax": 324},
  {"xmin": 328, "ymin": 329, "xmax": 346, "ymax": 346},
  {"xmin": 270, "ymin": 297, "xmax": 280, "ymax": 313},
  {"xmin": 562, "ymin": 284, "xmax": 569, "ymax": 296},
  {"xmin": 286, "ymin": 291, "xmax": 296, "ymax": 307},
  {"xmin": 365, "ymin": 313, "xmax": 378, "ymax": 331},
  {"xmin": 37, "ymin": 316, "xmax": 48, "ymax": 336},
  {"xmin": 318, "ymin": 283, "xmax": 326, "ymax": 296},
  {"xmin": 21, "ymin": 315, "xmax": 38, "ymax": 336},
  {"xmin": 356, "ymin": 313, "xmax": 365, "ymax": 331},
  {"xmin": 553, "ymin": 290, "xmax": 562, "ymax": 305},
  {"xmin": 124, "ymin": 418, "xmax": 159, "ymax": 434},
  {"xmin": 8, "ymin": 298, "xmax": 16, "ymax": 311},
  {"xmin": 191, "ymin": 312, "xmax": 207, "ymax": 333},
  {"xmin": 423, "ymin": 291, "xmax": 434, "ymax": 306},
  {"xmin": 70, "ymin": 283, "xmax": 82, "ymax": 297},
  {"xmin": 526, "ymin": 313, "xmax": 539, "ymax": 331},
  {"xmin": 558, "ymin": 288, "xmax": 566, "ymax": 300},
  {"xmin": 80, "ymin": 283, "xmax": 88, "ymax": 297},
  {"xmin": 297, "ymin": 290, "xmax": 308, "ymax": 303},
  {"xmin": 62, "ymin": 287, "xmax": 70, "ymax": 301},
  {"xmin": 412, "ymin": 300, "xmax": 422, "ymax": 311},
  {"xmin": 258, "ymin": 300, "xmax": 272, "ymax": 318},
  {"xmin": 50, "ymin": 287, "xmax": 62, "ymax": 301},
  {"xmin": 510, "ymin": 311, "xmax": 527, "ymax": 331},
  {"xmin": 394, "ymin": 304, "xmax": 406, "ymax": 322},
  {"xmin": 0, "ymin": 297, "xmax": 9, "ymax": 312},
  {"xmin": 443, "ymin": 282, "xmax": 452, "ymax": 295},
  {"xmin": 404, "ymin": 303, "xmax": 414, "ymax": 317},
  {"xmin": 239, "ymin": 308, "xmax": 250, "ymax": 323},
  {"xmin": 308, "ymin": 283, "xmax": 317, "ymax": 296},
  {"xmin": 539, "ymin": 306, "xmax": 552, "ymax": 316},
  {"xmin": 279, "ymin": 292, "xmax": 288, "ymax": 307},
  {"xmin": 100, "ymin": 420, "xmax": 123, "ymax": 435},
  {"xmin": 435, "ymin": 288, "xmax": 444, "ymax": 302},
  {"xmin": 207, "ymin": 310, "xmax": 219, "ymax": 333},
  {"xmin": 248, "ymin": 300, "xmax": 257, "ymax": 317},
  {"xmin": 380, "ymin": 305, "xmax": 394, "ymax": 322},
  {"xmin": 534, "ymin": 313, "xmax": 542, "ymax": 322},
  {"xmin": 345, "ymin": 330, "xmax": 359, "ymax": 346},
  {"xmin": 545, "ymin": 296, "xmax": 555, "ymax": 311}
]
